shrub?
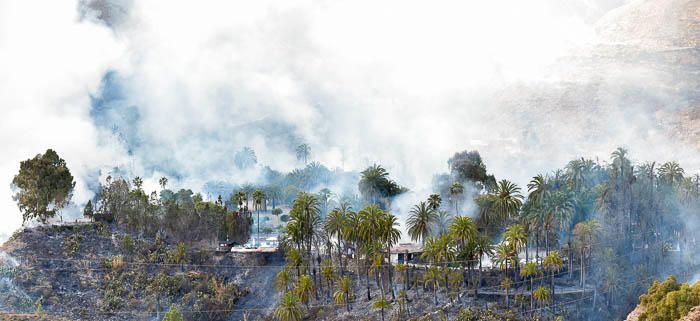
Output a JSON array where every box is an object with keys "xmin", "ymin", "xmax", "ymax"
[
  {"xmin": 639, "ymin": 276, "xmax": 700, "ymax": 321},
  {"xmin": 64, "ymin": 235, "xmax": 82, "ymax": 257}
]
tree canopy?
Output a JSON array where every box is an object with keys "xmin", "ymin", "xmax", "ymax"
[{"xmin": 12, "ymin": 149, "xmax": 75, "ymax": 224}]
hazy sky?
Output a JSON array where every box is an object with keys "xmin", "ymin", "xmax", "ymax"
[{"xmin": 1, "ymin": 0, "xmax": 697, "ymax": 239}]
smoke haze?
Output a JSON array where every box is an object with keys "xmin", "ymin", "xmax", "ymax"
[{"xmin": 1, "ymin": 0, "xmax": 699, "ymax": 239}]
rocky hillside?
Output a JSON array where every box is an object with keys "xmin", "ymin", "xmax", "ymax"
[{"xmin": 0, "ymin": 223, "xmax": 284, "ymax": 321}]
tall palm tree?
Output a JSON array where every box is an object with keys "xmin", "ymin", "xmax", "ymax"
[
  {"xmin": 573, "ymin": 220, "xmax": 599, "ymax": 289},
  {"xmin": 325, "ymin": 204, "xmax": 351, "ymax": 271},
  {"xmin": 449, "ymin": 182, "xmax": 464, "ymax": 215},
  {"xmin": 296, "ymin": 143, "xmax": 311, "ymax": 164},
  {"xmin": 435, "ymin": 211, "xmax": 453, "ymax": 236},
  {"xmin": 449, "ymin": 216, "xmax": 477, "ymax": 250},
  {"xmin": 449, "ymin": 216, "xmax": 477, "ymax": 293},
  {"xmin": 543, "ymin": 191, "xmax": 575, "ymax": 253},
  {"xmin": 407, "ymin": 202, "xmax": 438, "ymax": 245},
  {"xmin": 520, "ymin": 261, "xmax": 540, "ymax": 310},
  {"xmin": 473, "ymin": 235, "xmax": 494, "ymax": 295},
  {"xmin": 253, "ymin": 189, "xmax": 266, "ymax": 245},
  {"xmin": 359, "ymin": 164, "xmax": 390, "ymax": 205},
  {"xmin": 424, "ymin": 266, "xmax": 441, "ymax": 306},
  {"xmin": 490, "ymin": 180, "xmax": 524, "ymax": 225},
  {"xmin": 543, "ymin": 251, "xmax": 563, "ymax": 313},
  {"xmin": 428, "ymin": 193, "xmax": 442, "ymax": 211},
  {"xmin": 527, "ymin": 175, "xmax": 549, "ymax": 207},
  {"xmin": 295, "ymin": 274, "xmax": 315, "ymax": 308},
  {"xmin": 321, "ymin": 259, "xmax": 335, "ymax": 302},
  {"xmin": 377, "ymin": 211, "xmax": 401, "ymax": 300},
  {"xmin": 501, "ymin": 277, "xmax": 512, "ymax": 308},
  {"xmin": 275, "ymin": 292, "xmax": 303, "ymax": 321},
  {"xmin": 233, "ymin": 191, "xmax": 247, "ymax": 211},
  {"xmin": 504, "ymin": 224, "xmax": 527, "ymax": 278},
  {"xmin": 334, "ymin": 276, "xmax": 353, "ymax": 312},
  {"xmin": 658, "ymin": 161, "xmax": 684, "ymax": 186}
]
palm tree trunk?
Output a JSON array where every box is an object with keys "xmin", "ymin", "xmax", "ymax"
[
  {"xmin": 366, "ymin": 264, "xmax": 372, "ymax": 300},
  {"xmin": 387, "ymin": 251, "xmax": 396, "ymax": 300}
]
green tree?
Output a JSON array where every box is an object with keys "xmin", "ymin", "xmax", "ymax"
[
  {"xmin": 275, "ymin": 292, "xmax": 303, "ymax": 321},
  {"xmin": 295, "ymin": 274, "xmax": 315, "ymax": 308},
  {"xmin": 163, "ymin": 304, "xmax": 184, "ymax": 321},
  {"xmin": 372, "ymin": 297, "xmax": 392, "ymax": 321},
  {"xmin": 83, "ymin": 200, "xmax": 94, "ymax": 221},
  {"xmin": 428, "ymin": 193, "xmax": 442, "ymax": 211},
  {"xmin": 275, "ymin": 267, "xmax": 293, "ymax": 293},
  {"xmin": 424, "ymin": 266, "xmax": 441, "ymax": 306},
  {"xmin": 12, "ymin": 149, "xmax": 75, "ymax": 224},
  {"xmin": 334, "ymin": 276, "xmax": 353, "ymax": 312},
  {"xmin": 296, "ymin": 143, "xmax": 311, "ymax": 164},
  {"xmin": 520, "ymin": 261, "xmax": 540, "ymax": 310},
  {"xmin": 407, "ymin": 202, "xmax": 437, "ymax": 245},
  {"xmin": 543, "ymin": 251, "xmax": 563, "ymax": 313},
  {"xmin": 448, "ymin": 182, "xmax": 464, "ymax": 215}
]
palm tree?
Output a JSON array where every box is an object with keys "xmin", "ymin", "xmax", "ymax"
[
  {"xmin": 658, "ymin": 161, "xmax": 684, "ymax": 186},
  {"xmin": 449, "ymin": 216, "xmax": 477, "ymax": 294},
  {"xmin": 543, "ymin": 251, "xmax": 563, "ymax": 313},
  {"xmin": 448, "ymin": 182, "xmax": 464, "ymax": 215},
  {"xmin": 289, "ymin": 192, "xmax": 321, "ymax": 264},
  {"xmin": 501, "ymin": 277, "xmax": 512, "ymax": 308},
  {"xmin": 527, "ymin": 175, "xmax": 549, "ymax": 207},
  {"xmin": 435, "ymin": 211, "xmax": 453, "ymax": 236},
  {"xmin": 573, "ymin": 220, "xmax": 599, "ymax": 289},
  {"xmin": 295, "ymin": 274, "xmax": 315, "ymax": 308},
  {"xmin": 325, "ymin": 205, "xmax": 350, "ymax": 271},
  {"xmin": 233, "ymin": 191, "xmax": 247, "ymax": 212},
  {"xmin": 159, "ymin": 177, "xmax": 168, "ymax": 190},
  {"xmin": 321, "ymin": 259, "xmax": 335, "ymax": 302},
  {"xmin": 372, "ymin": 297, "xmax": 392, "ymax": 321},
  {"xmin": 334, "ymin": 276, "xmax": 353, "ymax": 312},
  {"xmin": 377, "ymin": 211, "xmax": 401, "ymax": 300},
  {"xmin": 520, "ymin": 261, "xmax": 540, "ymax": 310},
  {"xmin": 428, "ymin": 193, "xmax": 442, "ymax": 211},
  {"xmin": 490, "ymin": 180, "xmax": 524, "ymax": 225},
  {"xmin": 253, "ymin": 189, "xmax": 266, "ymax": 245},
  {"xmin": 296, "ymin": 143, "xmax": 311, "ymax": 164},
  {"xmin": 397, "ymin": 289, "xmax": 410, "ymax": 319},
  {"xmin": 504, "ymin": 224, "xmax": 527, "ymax": 278},
  {"xmin": 493, "ymin": 243, "xmax": 516, "ymax": 283},
  {"xmin": 275, "ymin": 292, "xmax": 303, "ymax": 321},
  {"xmin": 275, "ymin": 267, "xmax": 293, "ymax": 293},
  {"xmin": 395, "ymin": 263, "xmax": 408, "ymax": 293},
  {"xmin": 359, "ymin": 164, "xmax": 390, "ymax": 205},
  {"xmin": 424, "ymin": 266, "xmax": 441, "ymax": 305},
  {"xmin": 473, "ymin": 235, "xmax": 494, "ymax": 295},
  {"xmin": 449, "ymin": 216, "xmax": 477, "ymax": 250},
  {"xmin": 286, "ymin": 248, "xmax": 303, "ymax": 278},
  {"xmin": 532, "ymin": 286, "xmax": 550, "ymax": 319},
  {"xmin": 543, "ymin": 191, "xmax": 575, "ymax": 253},
  {"xmin": 407, "ymin": 202, "xmax": 437, "ymax": 245}
]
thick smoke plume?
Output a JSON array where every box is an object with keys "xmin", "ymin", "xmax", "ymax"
[{"xmin": 1, "ymin": 0, "xmax": 699, "ymax": 241}]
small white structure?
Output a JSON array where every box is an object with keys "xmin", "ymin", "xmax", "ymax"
[{"xmin": 390, "ymin": 243, "xmax": 423, "ymax": 264}]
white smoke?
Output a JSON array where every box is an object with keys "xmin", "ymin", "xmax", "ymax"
[{"xmin": 1, "ymin": 0, "xmax": 699, "ymax": 241}]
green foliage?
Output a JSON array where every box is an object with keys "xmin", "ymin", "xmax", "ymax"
[
  {"xmin": 12, "ymin": 149, "xmax": 75, "ymax": 224},
  {"xmin": 280, "ymin": 214, "xmax": 290, "ymax": 223},
  {"xmin": 121, "ymin": 235, "xmax": 135, "ymax": 256},
  {"xmin": 163, "ymin": 304, "xmax": 185, "ymax": 321},
  {"xmin": 64, "ymin": 235, "xmax": 82, "ymax": 257},
  {"xmin": 639, "ymin": 276, "xmax": 700, "ymax": 321},
  {"xmin": 167, "ymin": 242, "xmax": 189, "ymax": 265},
  {"xmin": 275, "ymin": 292, "xmax": 303, "ymax": 321}
]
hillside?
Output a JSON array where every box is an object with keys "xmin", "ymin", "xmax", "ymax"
[{"xmin": 0, "ymin": 224, "xmax": 284, "ymax": 321}]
